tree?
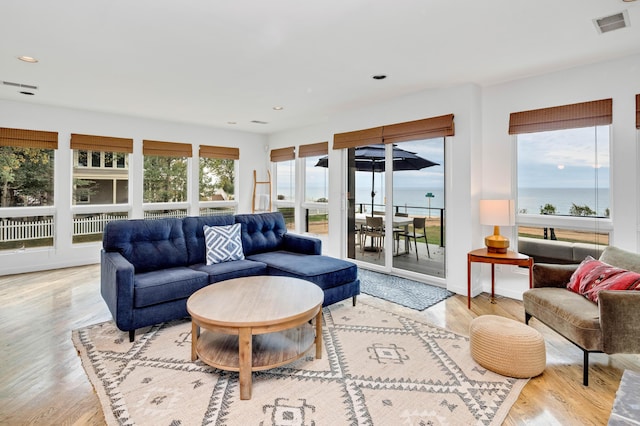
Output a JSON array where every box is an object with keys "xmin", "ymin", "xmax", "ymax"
[
  {"xmin": 199, "ymin": 158, "xmax": 234, "ymax": 200},
  {"xmin": 539, "ymin": 203, "xmax": 556, "ymax": 215},
  {"xmin": 143, "ymin": 156, "xmax": 187, "ymax": 202},
  {"xmin": 0, "ymin": 147, "xmax": 54, "ymax": 207},
  {"xmin": 569, "ymin": 203, "xmax": 596, "ymax": 216}
]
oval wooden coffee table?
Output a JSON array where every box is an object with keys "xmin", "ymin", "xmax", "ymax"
[{"xmin": 187, "ymin": 275, "xmax": 324, "ymax": 400}]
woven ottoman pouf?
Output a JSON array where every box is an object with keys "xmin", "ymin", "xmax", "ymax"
[{"xmin": 469, "ymin": 314, "xmax": 546, "ymax": 378}]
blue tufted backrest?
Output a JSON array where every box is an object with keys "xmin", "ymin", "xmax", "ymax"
[
  {"xmin": 182, "ymin": 215, "xmax": 236, "ymax": 264},
  {"xmin": 234, "ymin": 212, "xmax": 287, "ymax": 256},
  {"xmin": 103, "ymin": 218, "xmax": 188, "ymax": 273}
]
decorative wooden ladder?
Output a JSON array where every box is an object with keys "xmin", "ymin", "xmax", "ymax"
[{"xmin": 252, "ymin": 170, "xmax": 272, "ymax": 213}]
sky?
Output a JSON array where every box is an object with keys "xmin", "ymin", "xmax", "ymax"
[{"xmin": 517, "ymin": 126, "xmax": 610, "ymax": 188}]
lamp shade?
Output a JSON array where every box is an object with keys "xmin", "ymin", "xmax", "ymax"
[
  {"xmin": 479, "ymin": 200, "xmax": 515, "ymax": 227},
  {"xmin": 479, "ymin": 199, "xmax": 515, "ymax": 254}
]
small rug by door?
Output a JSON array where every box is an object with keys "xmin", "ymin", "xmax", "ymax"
[
  {"xmin": 73, "ymin": 296, "xmax": 526, "ymax": 425},
  {"xmin": 359, "ymin": 268, "xmax": 453, "ymax": 310}
]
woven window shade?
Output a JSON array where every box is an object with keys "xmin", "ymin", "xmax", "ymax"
[
  {"xmin": 270, "ymin": 146, "xmax": 295, "ymax": 162},
  {"xmin": 199, "ymin": 145, "xmax": 239, "ymax": 160},
  {"xmin": 636, "ymin": 95, "xmax": 640, "ymax": 129},
  {"xmin": 509, "ymin": 99, "xmax": 612, "ymax": 135},
  {"xmin": 333, "ymin": 126, "xmax": 383, "ymax": 150},
  {"xmin": 298, "ymin": 142, "xmax": 328, "ymax": 158},
  {"xmin": 70, "ymin": 133, "xmax": 133, "ymax": 153},
  {"xmin": 0, "ymin": 127, "xmax": 58, "ymax": 149},
  {"xmin": 383, "ymin": 114, "xmax": 455, "ymax": 144},
  {"xmin": 143, "ymin": 140, "xmax": 192, "ymax": 157}
]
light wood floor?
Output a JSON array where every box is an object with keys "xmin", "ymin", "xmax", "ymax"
[{"xmin": 1, "ymin": 264, "xmax": 638, "ymax": 425}]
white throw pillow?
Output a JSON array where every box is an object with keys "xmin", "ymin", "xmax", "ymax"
[{"xmin": 204, "ymin": 223, "xmax": 245, "ymax": 265}]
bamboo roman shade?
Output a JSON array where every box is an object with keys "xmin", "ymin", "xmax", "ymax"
[
  {"xmin": 270, "ymin": 146, "xmax": 295, "ymax": 162},
  {"xmin": 333, "ymin": 114, "xmax": 455, "ymax": 149},
  {"xmin": 508, "ymin": 99, "xmax": 612, "ymax": 135},
  {"xmin": 199, "ymin": 145, "xmax": 239, "ymax": 160},
  {"xmin": 636, "ymin": 95, "xmax": 640, "ymax": 129},
  {"xmin": 383, "ymin": 114, "xmax": 455, "ymax": 144},
  {"xmin": 0, "ymin": 127, "xmax": 58, "ymax": 149},
  {"xmin": 70, "ymin": 133, "xmax": 133, "ymax": 153},
  {"xmin": 143, "ymin": 140, "xmax": 192, "ymax": 157},
  {"xmin": 333, "ymin": 127, "xmax": 384, "ymax": 150},
  {"xmin": 298, "ymin": 142, "xmax": 328, "ymax": 158}
]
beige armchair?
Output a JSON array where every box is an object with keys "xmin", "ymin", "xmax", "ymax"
[{"xmin": 523, "ymin": 246, "xmax": 640, "ymax": 385}]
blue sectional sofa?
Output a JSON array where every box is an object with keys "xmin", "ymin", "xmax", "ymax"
[{"xmin": 101, "ymin": 212, "xmax": 359, "ymax": 341}]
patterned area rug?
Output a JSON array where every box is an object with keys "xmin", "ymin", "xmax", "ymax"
[
  {"xmin": 73, "ymin": 296, "xmax": 527, "ymax": 425},
  {"xmin": 359, "ymin": 269, "xmax": 453, "ymax": 310}
]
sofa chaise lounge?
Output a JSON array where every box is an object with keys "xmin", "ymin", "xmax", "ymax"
[{"xmin": 101, "ymin": 212, "xmax": 359, "ymax": 341}]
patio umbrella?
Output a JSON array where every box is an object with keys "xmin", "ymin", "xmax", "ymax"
[{"xmin": 315, "ymin": 144, "xmax": 439, "ymax": 215}]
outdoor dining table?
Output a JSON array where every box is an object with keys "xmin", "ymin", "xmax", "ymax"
[{"xmin": 355, "ymin": 213, "xmax": 413, "ymax": 255}]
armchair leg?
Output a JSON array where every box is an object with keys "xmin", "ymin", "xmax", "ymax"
[
  {"xmin": 352, "ymin": 295, "xmax": 357, "ymax": 306},
  {"xmin": 583, "ymin": 351, "xmax": 589, "ymax": 386},
  {"xmin": 129, "ymin": 329, "xmax": 135, "ymax": 342},
  {"xmin": 525, "ymin": 312, "xmax": 532, "ymax": 325}
]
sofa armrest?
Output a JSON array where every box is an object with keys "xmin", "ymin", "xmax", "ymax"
[
  {"xmin": 532, "ymin": 263, "xmax": 578, "ymax": 288},
  {"xmin": 599, "ymin": 290, "xmax": 640, "ymax": 354},
  {"xmin": 283, "ymin": 233, "xmax": 322, "ymax": 255},
  {"xmin": 100, "ymin": 250, "xmax": 135, "ymax": 331}
]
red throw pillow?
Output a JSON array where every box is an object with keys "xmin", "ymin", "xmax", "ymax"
[
  {"xmin": 567, "ymin": 256, "xmax": 600, "ymax": 293},
  {"xmin": 567, "ymin": 256, "xmax": 640, "ymax": 303}
]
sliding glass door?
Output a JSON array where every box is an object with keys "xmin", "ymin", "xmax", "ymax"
[{"xmin": 347, "ymin": 138, "xmax": 446, "ymax": 278}]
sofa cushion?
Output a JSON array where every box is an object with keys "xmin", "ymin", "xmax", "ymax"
[
  {"xmin": 568, "ymin": 256, "xmax": 640, "ymax": 302},
  {"xmin": 133, "ymin": 267, "xmax": 209, "ymax": 308},
  {"xmin": 523, "ymin": 287, "xmax": 603, "ymax": 351},
  {"xmin": 204, "ymin": 223, "xmax": 244, "ymax": 264},
  {"xmin": 235, "ymin": 212, "xmax": 287, "ymax": 256},
  {"xmin": 246, "ymin": 251, "xmax": 357, "ymax": 290},
  {"xmin": 182, "ymin": 215, "xmax": 235, "ymax": 265},
  {"xmin": 190, "ymin": 259, "xmax": 267, "ymax": 283},
  {"xmin": 103, "ymin": 218, "xmax": 188, "ymax": 273}
]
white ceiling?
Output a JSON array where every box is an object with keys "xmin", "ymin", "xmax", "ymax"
[{"xmin": 2, "ymin": 0, "xmax": 640, "ymax": 134}]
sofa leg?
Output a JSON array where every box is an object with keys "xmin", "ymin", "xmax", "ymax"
[
  {"xmin": 525, "ymin": 312, "xmax": 531, "ymax": 325},
  {"xmin": 129, "ymin": 330, "xmax": 135, "ymax": 342},
  {"xmin": 583, "ymin": 351, "xmax": 589, "ymax": 386},
  {"xmin": 352, "ymin": 295, "xmax": 357, "ymax": 306}
]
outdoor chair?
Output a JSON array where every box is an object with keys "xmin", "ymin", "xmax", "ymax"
[
  {"xmin": 393, "ymin": 212, "xmax": 409, "ymax": 254},
  {"xmin": 361, "ymin": 216, "xmax": 384, "ymax": 259},
  {"xmin": 400, "ymin": 217, "xmax": 430, "ymax": 260}
]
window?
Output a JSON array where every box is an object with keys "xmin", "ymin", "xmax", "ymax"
[
  {"xmin": 71, "ymin": 134, "xmax": 132, "ymax": 205},
  {"xmin": 143, "ymin": 140, "xmax": 191, "ymax": 203},
  {"xmin": 0, "ymin": 128, "xmax": 57, "ymax": 208},
  {"xmin": 199, "ymin": 145, "xmax": 238, "ymax": 202},
  {"xmin": 271, "ymin": 147, "xmax": 295, "ymax": 230},
  {"xmin": 511, "ymin": 99, "xmax": 612, "ymax": 259},
  {"xmin": 299, "ymin": 142, "xmax": 329, "ymax": 203}
]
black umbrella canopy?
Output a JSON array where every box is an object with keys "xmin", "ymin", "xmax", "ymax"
[{"xmin": 315, "ymin": 144, "xmax": 439, "ymax": 214}]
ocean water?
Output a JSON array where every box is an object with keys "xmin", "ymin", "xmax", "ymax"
[{"xmin": 306, "ymin": 186, "xmax": 610, "ymax": 217}]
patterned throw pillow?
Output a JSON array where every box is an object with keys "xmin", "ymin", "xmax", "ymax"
[
  {"xmin": 204, "ymin": 223, "xmax": 245, "ymax": 265},
  {"xmin": 567, "ymin": 256, "xmax": 640, "ymax": 303}
]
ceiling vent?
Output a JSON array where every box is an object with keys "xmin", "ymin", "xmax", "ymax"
[
  {"xmin": 2, "ymin": 80, "xmax": 38, "ymax": 90},
  {"xmin": 250, "ymin": 120, "xmax": 268, "ymax": 124},
  {"xmin": 593, "ymin": 10, "xmax": 630, "ymax": 34}
]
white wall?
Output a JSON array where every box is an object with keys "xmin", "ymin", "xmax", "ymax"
[
  {"xmin": 270, "ymin": 53, "xmax": 640, "ymax": 299},
  {"xmin": 481, "ymin": 53, "xmax": 640, "ymax": 300},
  {"xmin": 0, "ymin": 100, "xmax": 267, "ymax": 275},
  {"xmin": 269, "ymin": 84, "xmax": 483, "ymax": 295}
]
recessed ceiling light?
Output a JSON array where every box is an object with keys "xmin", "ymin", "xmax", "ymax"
[
  {"xmin": 273, "ymin": 106, "xmax": 284, "ymax": 111},
  {"xmin": 227, "ymin": 121, "xmax": 237, "ymax": 125},
  {"xmin": 372, "ymin": 74, "xmax": 387, "ymax": 80},
  {"xmin": 18, "ymin": 56, "xmax": 38, "ymax": 63}
]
